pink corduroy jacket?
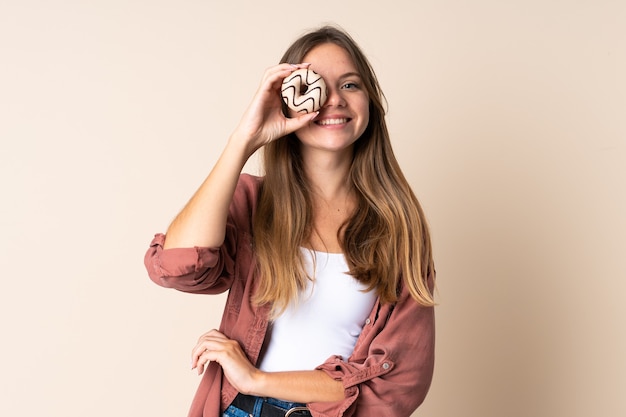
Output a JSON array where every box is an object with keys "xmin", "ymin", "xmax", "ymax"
[{"xmin": 144, "ymin": 174, "xmax": 435, "ymax": 417}]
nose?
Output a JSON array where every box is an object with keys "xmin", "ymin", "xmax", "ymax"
[{"xmin": 323, "ymin": 86, "xmax": 346, "ymax": 107}]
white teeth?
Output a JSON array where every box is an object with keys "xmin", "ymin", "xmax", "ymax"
[{"xmin": 317, "ymin": 118, "xmax": 348, "ymax": 126}]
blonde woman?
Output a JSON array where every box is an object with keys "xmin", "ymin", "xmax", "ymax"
[{"xmin": 145, "ymin": 25, "xmax": 436, "ymax": 417}]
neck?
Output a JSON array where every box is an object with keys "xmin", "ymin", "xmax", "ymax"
[
  {"xmin": 301, "ymin": 147, "xmax": 353, "ymax": 202},
  {"xmin": 299, "ymin": 147, "xmax": 356, "ymax": 253}
]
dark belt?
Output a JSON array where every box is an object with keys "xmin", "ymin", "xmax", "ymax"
[{"xmin": 230, "ymin": 393, "xmax": 312, "ymax": 417}]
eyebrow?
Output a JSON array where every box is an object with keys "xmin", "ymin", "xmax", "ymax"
[{"xmin": 339, "ymin": 72, "xmax": 362, "ymax": 80}]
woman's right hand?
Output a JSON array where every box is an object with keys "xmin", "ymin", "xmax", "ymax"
[
  {"xmin": 163, "ymin": 64, "xmax": 317, "ymax": 250},
  {"xmin": 229, "ymin": 63, "xmax": 319, "ymax": 156}
]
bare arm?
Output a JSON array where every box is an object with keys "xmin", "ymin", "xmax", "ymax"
[
  {"xmin": 252, "ymin": 370, "xmax": 344, "ymax": 403},
  {"xmin": 163, "ymin": 63, "xmax": 318, "ymax": 249},
  {"xmin": 191, "ymin": 330, "xmax": 344, "ymax": 403},
  {"xmin": 162, "ymin": 139, "xmax": 249, "ymax": 249}
]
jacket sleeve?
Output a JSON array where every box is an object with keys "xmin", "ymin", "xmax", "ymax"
[
  {"xmin": 143, "ymin": 174, "xmax": 259, "ymax": 295},
  {"xmin": 309, "ymin": 276, "xmax": 436, "ymax": 417},
  {"xmin": 143, "ymin": 230, "xmax": 237, "ymax": 294}
]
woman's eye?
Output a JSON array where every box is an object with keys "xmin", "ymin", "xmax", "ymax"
[{"xmin": 342, "ymin": 82, "xmax": 359, "ymax": 90}]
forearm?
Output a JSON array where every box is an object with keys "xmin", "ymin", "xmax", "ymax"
[
  {"xmin": 193, "ymin": 332, "xmax": 345, "ymax": 404},
  {"xmin": 163, "ymin": 137, "xmax": 251, "ymax": 249},
  {"xmin": 249, "ymin": 369, "xmax": 344, "ymax": 404},
  {"xmin": 163, "ymin": 64, "xmax": 318, "ymax": 250}
]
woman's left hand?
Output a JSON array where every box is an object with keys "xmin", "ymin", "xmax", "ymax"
[{"xmin": 191, "ymin": 329, "xmax": 260, "ymax": 394}]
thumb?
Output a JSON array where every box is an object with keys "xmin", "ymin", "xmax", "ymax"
[{"xmin": 284, "ymin": 111, "xmax": 319, "ymax": 135}]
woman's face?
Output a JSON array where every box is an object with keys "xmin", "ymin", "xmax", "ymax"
[{"xmin": 291, "ymin": 43, "xmax": 370, "ymax": 155}]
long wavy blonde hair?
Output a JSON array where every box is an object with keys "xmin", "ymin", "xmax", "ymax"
[{"xmin": 252, "ymin": 26, "xmax": 435, "ymax": 316}]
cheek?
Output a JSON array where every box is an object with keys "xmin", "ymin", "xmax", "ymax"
[
  {"xmin": 362, "ymin": 105, "xmax": 370, "ymax": 121},
  {"xmin": 357, "ymin": 94, "xmax": 370, "ymax": 120},
  {"xmin": 358, "ymin": 103, "xmax": 370, "ymax": 133}
]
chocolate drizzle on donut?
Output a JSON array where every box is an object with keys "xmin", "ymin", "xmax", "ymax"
[{"xmin": 281, "ymin": 68, "xmax": 328, "ymax": 114}]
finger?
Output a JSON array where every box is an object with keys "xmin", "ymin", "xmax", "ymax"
[
  {"xmin": 194, "ymin": 330, "xmax": 226, "ymax": 350},
  {"xmin": 193, "ymin": 343, "xmax": 223, "ymax": 373},
  {"xmin": 195, "ymin": 349, "xmax": 212, "ymax": 375},
  {"xmin": 198, "ymin": 328, "xmax": 226, "ymax": 338},
  {"xmin": 191, "ymin": 341, "xmax": 215, "ymax": 369},
  {"xmin": 191, "ymin": 346, "xmax": 203, "ymax": 369},
  {"xmin": 191, "ymin": 331, "xmax": 229, "ymax": 368},
  {"xmin": 261, "ymin": 64, "xmax": 296, "ymax": 85},
  {"xmin": 260, "ymin": 63, "xmax": 311, "ymax": 92},
  {"xmin": 284, "ymin": 111, "xmax": 319, "ymax": 134},
  {"xmin": 191, "ymin": 340, "xmax": 210, "ymax": 369}
]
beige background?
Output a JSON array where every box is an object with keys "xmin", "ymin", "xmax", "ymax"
[{"xmin": 1, "ymin": 1, "xmax": 624, "ymax": 416}]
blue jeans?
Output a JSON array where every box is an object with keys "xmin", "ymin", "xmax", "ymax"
[{"xmin": 223, "ymin": 395, "xmax": 310, "ymax": 417}]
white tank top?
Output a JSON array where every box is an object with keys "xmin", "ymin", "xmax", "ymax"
[{"xmin": 258, "ymin": 248, "xmax": 377, "ymax": 372}]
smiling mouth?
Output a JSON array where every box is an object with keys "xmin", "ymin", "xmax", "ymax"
[{"xmin": 316, "ymin": 118, "xmax": 350, "ymax": 126}]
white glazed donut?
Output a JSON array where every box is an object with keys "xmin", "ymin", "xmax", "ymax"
[{"xmin": 281, "ymin": 68, "xmax": 328, "ymax": 114}]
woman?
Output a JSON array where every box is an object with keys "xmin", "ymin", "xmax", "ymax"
[{"xmin": 145, "ymin": 25, "xmax": 436, "ymax": 417}]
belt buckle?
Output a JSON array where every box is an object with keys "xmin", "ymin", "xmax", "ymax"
[{"xmin": 285, "ymin": 406, "xmax": 309, "ymax": 417}]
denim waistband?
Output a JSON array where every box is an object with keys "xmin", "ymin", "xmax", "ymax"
[{"xmin": 226, "ymin": 393, "xmax": 311, "ymax": 417}]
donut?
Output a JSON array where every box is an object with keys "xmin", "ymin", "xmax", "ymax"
[{"xmin": 281, "ymin": 68, "xmax": 328, "ymax": 114}]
